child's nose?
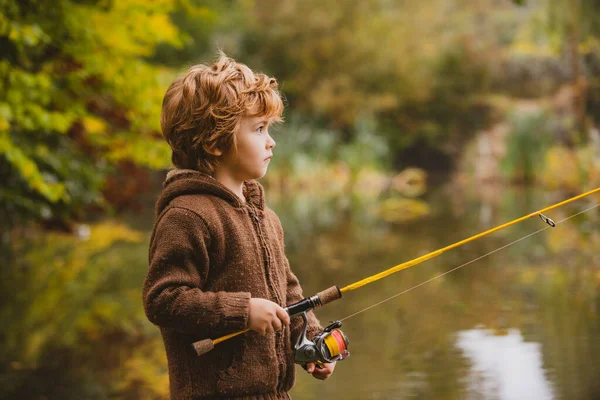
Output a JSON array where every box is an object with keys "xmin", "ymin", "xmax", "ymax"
[{"xmin": 267, "ymin": 134, "xmax": 276, "ymax": 149}]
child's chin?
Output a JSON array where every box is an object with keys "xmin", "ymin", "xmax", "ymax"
[
  {"xmin": 258, "ymin": 166, "xmax": 270, "ymax": 178},
  {"xmin": 247, "ymin": 169, "xmax": 267, "ymax": 180}
]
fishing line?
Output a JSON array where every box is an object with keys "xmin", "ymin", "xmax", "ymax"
[
  {"xmin": 339, "ymin": 202, "xmax": 600, "ymax": 323},
  {"xmin": 193, "ymin": 188, "xmax": 600, "ymax": 357}
]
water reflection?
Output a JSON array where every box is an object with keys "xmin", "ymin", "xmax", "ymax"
[
  {"xmin": 1, "ymin": 183, "xmax": 599, "ymax": 399},
  {"xmin": 457, "ymin": 329, "xmax": 554, "ymax": 400}
]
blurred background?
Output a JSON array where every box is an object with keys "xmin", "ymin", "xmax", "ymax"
[{"xmin": 2, "ymin": 0, "xmax": 600, "ymax": 399}]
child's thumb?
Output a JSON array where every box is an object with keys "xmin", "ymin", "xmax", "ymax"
[{"xmin": 306, "ymin": 362, "xmax": 315, "ymax": 373}]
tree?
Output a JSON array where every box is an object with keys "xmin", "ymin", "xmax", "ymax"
[
  {"xmin": 0, "ymin": 0, "xmax": 183, "ymax": 227},
  {"xmin": 514, "ymin": 0, "xmax": 600, "ymax": 143}
]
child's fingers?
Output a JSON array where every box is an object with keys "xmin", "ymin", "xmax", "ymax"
[
  {"xmin": 311, "ymin": 364, "xmax": 333, "ymax": 380},
  {"xmin": 312, "ymin": 370, "xmax": 331, "ymax": 380},
  {"xmin": 311, "ymin": 362, "xmax": 335, "ymax": 380},
  {"xmin": 305, "ymin": 362, "xmax": 315, "ymax": 373},
  {"xmin": 275, "ymin": 306, "xmax": 290, "ymax": 325},
  {"xmin": 265, "ymin": 321, "xmax": 275, "ymax": 334},
  {"xmin": 271, "ymin": 317, "xmax": 282, "ymax": 332}
]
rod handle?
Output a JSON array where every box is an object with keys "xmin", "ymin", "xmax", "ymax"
[
  {"xmin": 192, "ymin": 328, "xmax": 249, "ymax": 356},
  {"xmin": 191, "ymin": 286, "xmax": 341, "ymax": 356},
  {"xmin": 316, "ymin": 285, "xmax": 342, "ymax": 306},
  {"xmin": 192, "ymin": 339, "xmax": 214, "ymax": 356}
]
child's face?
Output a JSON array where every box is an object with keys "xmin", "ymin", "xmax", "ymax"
[{"xmin": 219, "ymin": 114, "xmax": 277, "ymax": 182}]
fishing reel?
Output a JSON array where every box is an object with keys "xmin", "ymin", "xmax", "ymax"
[{"xmin": 294, "ymin": 312, "xmax": 350, "ymax": 368}]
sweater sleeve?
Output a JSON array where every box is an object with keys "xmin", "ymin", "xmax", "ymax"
[{"xmin": 143, "ymin": 207, "xmax": 250, "ymax": 337}]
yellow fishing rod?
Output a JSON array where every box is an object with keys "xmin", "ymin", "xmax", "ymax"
[{"xmin": 192, "ymin": 187, "xmax": 600, "ymax": 362}]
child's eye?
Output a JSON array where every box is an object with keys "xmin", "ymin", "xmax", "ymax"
[{"xmin": 257, "ymin": 126, "xmax": 264, "ymax": 133}]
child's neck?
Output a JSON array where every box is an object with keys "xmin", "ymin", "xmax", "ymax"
[{"xmin": 212, "ymin": 170, "xmax": 245, "ymax": 204}]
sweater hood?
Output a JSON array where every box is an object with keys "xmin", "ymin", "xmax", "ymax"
[{"xmin": 155, "ymin": 169, "xmax": 266, "ymax": 216}]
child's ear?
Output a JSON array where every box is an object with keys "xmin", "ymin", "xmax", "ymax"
[{"xmin": 203, "ymin": 144, "xmax": 223, "ymax": 156}]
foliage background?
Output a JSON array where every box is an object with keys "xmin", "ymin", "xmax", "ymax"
[
  {"xmin": 2, "ymin": 0, "xmax": 600, "ymax": 399},
  {"xmin": 2, "ymin": 0, "xmax": 599, "ymax": 230}
]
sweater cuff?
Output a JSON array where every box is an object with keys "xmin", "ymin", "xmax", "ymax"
[{"xmin": 217, "ymin": 291, "xmax": 251, "ymax": 332}]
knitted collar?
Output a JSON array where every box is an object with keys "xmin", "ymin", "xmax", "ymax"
[{"xmin": 156, "ymin": 169, "xmax": 265, "ymax": 215}]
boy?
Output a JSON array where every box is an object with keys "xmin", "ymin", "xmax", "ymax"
[{"xmin": 143, "ymin": 53, "xmax": 336, "ymax": 400}]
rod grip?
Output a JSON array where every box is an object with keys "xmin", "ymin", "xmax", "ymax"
[
  {"xmin": 192, "ymin": 339, "xmax": 214, "ymax": 356},
  {"xmin": 317, "ymin": 285, "xmax": 342, "ymax": 306}
]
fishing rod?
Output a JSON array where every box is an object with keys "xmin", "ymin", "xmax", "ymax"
[{"xmin": 192, "ymin": 186, "xmax": 600, "ymax": 366}]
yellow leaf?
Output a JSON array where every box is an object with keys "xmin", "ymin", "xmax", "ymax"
[{"xmin": 82, "ymin": 116, "xmax": 107, "ymax": 135}]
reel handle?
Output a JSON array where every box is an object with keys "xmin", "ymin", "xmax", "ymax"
[{"xmin": 192, "ymin": 285, "xmax": 342, "ymax": 356}]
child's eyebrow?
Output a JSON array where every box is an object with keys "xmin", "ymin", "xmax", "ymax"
[{"xmin": 254, "ymin": 120, "xmax": 270, "ymax": 127}]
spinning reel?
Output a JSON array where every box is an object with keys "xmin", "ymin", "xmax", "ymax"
[
  {"xmin": 281, "ymin": 286, "xmax": 350, "ymax": 368},
  {"xmin": 292, "ymin": 313, "xmax": 350, "ymax": 368}
]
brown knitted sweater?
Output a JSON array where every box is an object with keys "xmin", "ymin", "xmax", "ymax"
[{"xmin": 143, "ymin": 169, "xmax": 321, "ymax": 400}]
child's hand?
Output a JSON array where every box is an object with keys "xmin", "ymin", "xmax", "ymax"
[
  {"xmin": 247, "ymin": 298, "xmax": 290, "ymax": 335},
  {"xmin": 306, "ymin": 361, "xmax": 336, "ymax": 380}
]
